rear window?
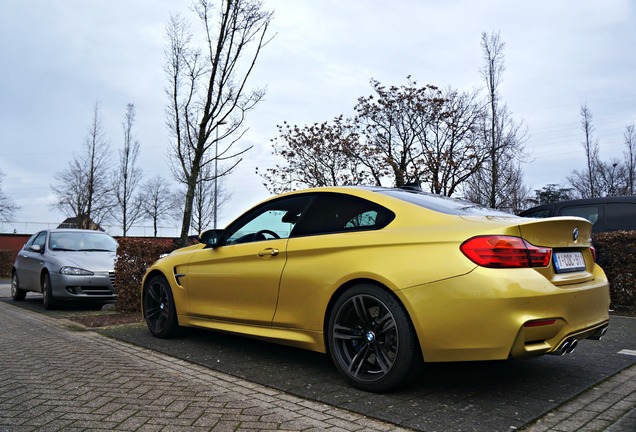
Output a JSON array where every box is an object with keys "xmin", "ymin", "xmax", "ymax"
[{"xmin": 377, "ymin": 189, "xmax": 511, "ymax": 216}]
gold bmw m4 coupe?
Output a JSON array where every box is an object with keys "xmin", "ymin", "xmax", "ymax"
[{"xmin": 142, "ymin": 186, "xmax": 610, "ymax": 392}]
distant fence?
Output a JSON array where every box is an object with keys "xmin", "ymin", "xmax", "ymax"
[{"xmin": 0, "ymin": 221, "xmax": 182, "ymax": 238}]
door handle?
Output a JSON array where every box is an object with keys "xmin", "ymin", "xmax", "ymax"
[{"xmin": 257, "ymin": 248, "xmax": 279, "ymax": 257}]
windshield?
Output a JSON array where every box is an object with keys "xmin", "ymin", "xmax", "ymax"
[
  {"xmin": 377, "ymin": 189, "xmax": 513, "ymax": 216},
  {"xmin": 49, "ymin": 232, "xmax": 118, "ymax": 252}
]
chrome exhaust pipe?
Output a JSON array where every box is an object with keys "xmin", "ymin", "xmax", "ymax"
[
  {"xmin": 567, "ymin": 339, "xmax": 578, "ymax": 354},
  {"xmin": 587, "ymin": 326, "xmax": 608, "ymax": 341},
  {"xmin": 549, "ymin": 340, "xmax": 571, "ymax": 356}
]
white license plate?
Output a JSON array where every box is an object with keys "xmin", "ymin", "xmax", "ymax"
[{"xmin": 553, "ymin": 251, "xmax": 586, "ymax": 273}]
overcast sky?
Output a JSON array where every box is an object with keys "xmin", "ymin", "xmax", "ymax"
[{"xmin": 1, "ymin": 0, "xmax": 635, "ymax": 235}]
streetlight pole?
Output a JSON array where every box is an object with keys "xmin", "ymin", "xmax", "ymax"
[{"xmin": 214, "ymin": 121, "xmax": 226, "ymax": 229}]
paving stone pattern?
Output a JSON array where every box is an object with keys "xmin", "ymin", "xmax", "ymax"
[
  {"xmin": 519, "ymin": 364, "xmax": 636, "ymax": 432},
  {"xmin": 1, "ymin": 284, "xmax": 635, "ymax": 432},
  {"xmin": 100, "ymin": 314, "xmax": 636, "ymax": 431},
  {"xmin": 0, "ymin": 302, "xmax": 408, "ymax": 431}
]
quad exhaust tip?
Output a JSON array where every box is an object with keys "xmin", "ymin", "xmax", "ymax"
[
  {"xmin": 550, "ymin": 324, "xmax": 609, "ymax": 356},
  {"xmin": 550, "ymin": 338, "xmax": 579, "ymax": 356},
  {"xmin": 587, "ymin": 326, "xmax": 608, "ymax": 341}
]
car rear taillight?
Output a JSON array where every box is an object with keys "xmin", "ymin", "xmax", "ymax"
[
  {"xmin": 460, "ymin": 235, "xmax": 552, "ymax": 268},
  {"xmin": 590, "ymin": 245, "xmax": 597, "ymax": 262}
]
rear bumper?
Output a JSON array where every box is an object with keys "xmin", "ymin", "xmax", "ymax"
[{"xmin": 397, "ymin": 264, "xmax": 610, "ymax": 362}]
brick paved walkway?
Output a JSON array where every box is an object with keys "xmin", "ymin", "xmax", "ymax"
[
  {"xmin": 0, "ymin": 302, "xmax": 408, "ymax": 431},
  {"xmin": 519, "ymin": 363, "xmax": 636, "ymax": 432}
]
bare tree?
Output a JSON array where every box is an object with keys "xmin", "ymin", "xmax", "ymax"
[
  {"xmin": 0, "ymin": 169, "xmax": 19, "ymax": 222},
  {"xmin": 51, "ymin": 102, "xmax": 113, "ymax": 229},
  {"xmin": 113, "ymin": 103, "xmax": 144, "ymax": 236},
  {"xmin": 597, "ymin": 159, "xmax": 628, "ymax": 196},
  {"xmin": 140, "ymin": 176, "xmax": 175, "ymax": 237},
  {"xmin": 416, "ymin": 87, "xmax": 486, "ymax": 196},
  {"xmin": 355, "ymin": 78, "xmax": 438, "ymax": 187},
  {"xmin": 464, "ymin": 31, "xmax": 528, "ymax": 210},
  {"xmin": 581, "ymin": 103, "xmax": 601, "ymax": 197},
  {"xmin": 165, "ymin": 0, "xmax": 273, "ymax": 245},
  {"xmin": 260, "ymin": 79, "xmax": 487, "ymax": 197},
  {"xmin": 258, "ymin": 116, "xmax": 380, "ymax": 194},
  {"xmin": 624, "ymin": 124, "xmax": 636, "ymax": 194},
  {"xmin": 190, "ymin": 163, "xmax": 232, "ymax": 233}
]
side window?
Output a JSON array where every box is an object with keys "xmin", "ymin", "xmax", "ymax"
[
  {"xmin": 605, "ymin": 202, "xmax": 636, "ymax": 231},
  {"xmin": 345, "ymin": 210, "xmax": 379, "ymax": 228},
  {"xmin": 292, "ymin": 193, "xmax": 394, "ymax": 237},
  {"xmin": 31, "ymin": 232, "xmax": 47, "ymax": 251},
  {"xmin": 561, "ymin": 205, "xmax": 602, "ymax": 227},
  {"xmin": 224, "ymin": 196, "xmax": 312, "ymax": 244},
  {"xmin": 22, "ymin": 233, "xmax": 38, "ymax": 250}
]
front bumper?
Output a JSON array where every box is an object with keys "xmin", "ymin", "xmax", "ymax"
[
  {"xmin": 49, "ymin": 271, "xmax": 117, "ymax": 300},
  {"xmin": 397, "ymin": 265, "xmax": 610, "ymax": 362}
]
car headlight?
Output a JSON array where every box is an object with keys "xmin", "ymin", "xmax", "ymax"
[{"xmin": 59, "ymin": 267, "xmax": 94, "ymax": 276}]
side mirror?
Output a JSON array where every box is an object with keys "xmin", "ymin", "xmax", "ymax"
[
  {"xmin": 29, "ymin": 245, "xmax": 42, "ymax": 253},
  {"xmin": 199, "ymin": 229, "xmax": 223, "ymax": 247}
]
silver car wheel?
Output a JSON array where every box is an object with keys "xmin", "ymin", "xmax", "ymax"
[
  {"xmin": 42, "ymin": 273, "xmax": 57, "ymax": 310},
  {"xmin": 11, "ymin": 273, "xmax": 26, "ymax": 301}
]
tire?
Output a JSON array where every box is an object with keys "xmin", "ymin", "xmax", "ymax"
[
  {"xmin": 143, "ymin": 275, "xmax": 180, "ymax": 338},
  {"xmin": 42, "ymin": 272, "xmax": 57, "ymax": 310},
  {"xmin": 327, "ymin": 284, "xmax": 421, "ymax": 392},
  {"xmin": 11, "ymin": 272, "xmax": 27, "ymax": 301}
]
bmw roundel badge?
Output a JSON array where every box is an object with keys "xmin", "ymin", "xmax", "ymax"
[{"xmin": 573, "ymin": 227, "xmax": 579, "ymax": 242}]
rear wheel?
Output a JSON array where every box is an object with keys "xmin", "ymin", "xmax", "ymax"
[
  {"xmin": 11, "ymin": 272, "xmax": 26, "ymax": 301},
  {"xmin": 42, "ymin": 272, "xmax": 57, "ymax": 310},
  {"xmin": 143, "ymin": 275, "xmax": 180, "ymax": 338},
  {"xmin": 327, "ymin": 284, "xmax": 421, "ymax": 392}
]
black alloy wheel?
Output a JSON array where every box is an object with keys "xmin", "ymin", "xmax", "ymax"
[
  {"xmin": 328, "ymin": 284, "xmax": 421, "ymax": 392},
  {"xmin": 143, "ymin": 275, "xmax": 180, "ymax": 338},
  {"xmin": 11, "ymin": 272, "xmax": 26, "ymax": 301}
]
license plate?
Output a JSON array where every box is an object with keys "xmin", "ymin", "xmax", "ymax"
[{"xmin": 553, "ymin": 251, "xmax": 586, "ymax": 273}]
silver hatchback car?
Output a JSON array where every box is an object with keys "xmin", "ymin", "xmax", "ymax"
[{"xmin": 11, "ymin": 229, "xmax": 118, "ymax": 309}]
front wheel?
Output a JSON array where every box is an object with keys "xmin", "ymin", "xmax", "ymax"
[
  {"xmin": 143, "ymin": 275, "xmax": 180, "ymax": 338},
  {"xmin": 42, "ymin": 273, "xmax": 57, "ymax": 310},
  {"xmin": 327, "ymin": 284, "xmax": 421, "ymax": 392},
  {"xmin": 11, "ymin": 272, "xmax": 26, "ymax": 301}
]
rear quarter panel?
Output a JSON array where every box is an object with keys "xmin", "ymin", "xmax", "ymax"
[{"xmin": 273, "ymin": 223, "xmax": 478, "ymax": 331}]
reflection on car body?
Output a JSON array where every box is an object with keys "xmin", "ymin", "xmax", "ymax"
[
  {"xmin": 142, "ymin": 186, "xmax": 610, "ymax": 392},
  {"xmin": 12, "ymin": 229, "xmax": 118, "ymax": 309}
]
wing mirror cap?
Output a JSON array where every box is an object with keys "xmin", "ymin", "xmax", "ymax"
[{"xmin": 198, "ymin": 229, "xmax": 223, "ymax": 247}]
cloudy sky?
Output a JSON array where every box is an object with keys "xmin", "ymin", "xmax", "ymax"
[{"xmin": 1, "ymin": 0, "xmax": 635, "ymax": 235}]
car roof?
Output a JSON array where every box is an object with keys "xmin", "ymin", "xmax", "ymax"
[
  {"xmin": 269, "ymin": 185, "xmax": 513, "ymax": 217},
  {"xmin": 44, "ymin": 229, "xmax": 112, "ymax": 235}
]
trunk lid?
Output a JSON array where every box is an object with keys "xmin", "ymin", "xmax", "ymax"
[
  {"xmin": 517, "ymin": 216, "xmax": 596, "ymax": 286},
  {"xmin": 460, "ymin": 215, "xmax": 597, "ymax": 286},
  {"xmin": 516, "ymin": 216, "xmax": 592, "ymax": 248}
]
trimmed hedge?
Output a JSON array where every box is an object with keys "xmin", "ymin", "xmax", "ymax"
[
  {"xmin": 0, "ymin": 250, "xmax": 17, "ymax": 278},
  {"xmin": 593, "ymin": 231, "xmax": 636, "ymax": 311},
  {"xmin": 114, "ymin": 238, "xmax": 177, "ymax": 313}
]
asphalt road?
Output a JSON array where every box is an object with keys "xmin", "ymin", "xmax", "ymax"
[{"xmin": 1, "ymin": 281, "xmax": 635, "ymax": 431}]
